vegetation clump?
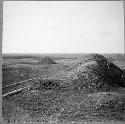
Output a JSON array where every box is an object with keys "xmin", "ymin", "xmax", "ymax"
[{"xmin": 30, "ymin": 79, "xmax": 61, "ymax": 91}]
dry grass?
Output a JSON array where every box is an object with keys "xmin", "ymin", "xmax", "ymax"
[{"xmin": 2, "ymin": 54, "xmax": 125, "ymax": 123}]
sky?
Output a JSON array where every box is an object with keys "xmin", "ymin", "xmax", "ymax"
[{"xmin": 2, "ymin": 1, "xmax": 124, "ymax": 54}]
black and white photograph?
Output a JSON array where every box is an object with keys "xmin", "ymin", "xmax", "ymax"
[{"xmin": 2, "ymin": 1, "xmax": 125, "ymax": 124}]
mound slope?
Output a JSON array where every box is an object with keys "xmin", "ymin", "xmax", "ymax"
[{"xmin": 52, "ymin": 54, "xmax": 125, "ymax": 92}]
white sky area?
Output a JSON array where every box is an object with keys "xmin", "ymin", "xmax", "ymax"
[{"xmin": 2, "ymin": 1, "xmax": 124, "ymax": 53}]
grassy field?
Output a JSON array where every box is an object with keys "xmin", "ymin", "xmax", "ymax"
[{"xmin": 2, "ymin": 53, "xmax": 125, "ymax": 124}]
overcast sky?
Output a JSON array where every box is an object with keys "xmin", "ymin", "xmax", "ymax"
[{"xmin": 2, "ymin": 1, "xmax": 124, "ymax": 53}]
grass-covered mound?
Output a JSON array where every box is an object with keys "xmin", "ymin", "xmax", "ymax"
[
  {"xmin": 38, "ymin": 56, "xmax": 56, "ymax": 64},
  {"xmin": 52, "ymin": 54, "xmax": 125, "ymax": 92}
]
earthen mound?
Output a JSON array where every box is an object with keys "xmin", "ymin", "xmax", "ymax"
[
  {"xmin": 38, "ymin": 56, "xmax": 56, "ymax": 64},
  {"xmin": 71, "ymin": 54, "xmax": 125, "ymax": 91},
  {"xmin": 52, "ymin": 54, "xmax": 125, "ymax": 92}
]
